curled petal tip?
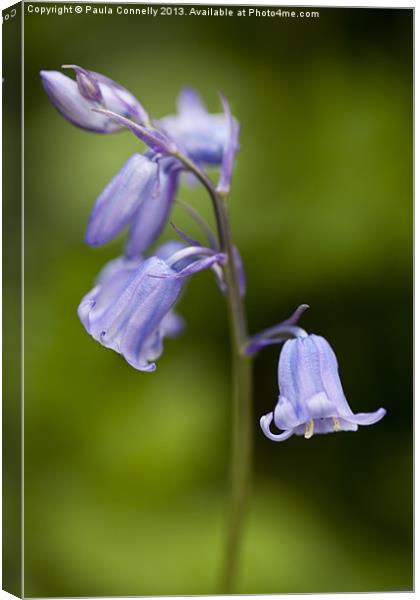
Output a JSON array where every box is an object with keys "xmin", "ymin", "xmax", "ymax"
[
  {"xmin": 283, "ymin": 304, "xmax": 310, "ymax": 326},
  {"xmin": 350, "ymin": 407, "xmax": 387, "ymax": 426},
  {"xmin": 136, "ymin": 362, "xmax": 157, "ymax": 373},
  {"xmin": 260, "ymin": 413, "xmax": 293, "ymax": 442}
]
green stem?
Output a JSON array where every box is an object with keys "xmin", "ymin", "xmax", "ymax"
[
  {"xmin": 221, "ymin": 349, "xmax": 253, "ymax": 593},
  {"xmin": 215, "ymin": 198, "xmax": 253, "ymax": 594},
  {"xmin": 174, "ymin": 153, "xmax": 254, "ymax": 593}
]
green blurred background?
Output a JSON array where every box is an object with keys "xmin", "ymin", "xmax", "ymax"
[{"xmin": 19, "ymin": 4, "xmax": 413, "ymax": 596}]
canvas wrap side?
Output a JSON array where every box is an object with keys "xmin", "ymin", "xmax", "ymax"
[{"xmin": 2, "ymin": 2, "xmax": 23, "ymax": 597}]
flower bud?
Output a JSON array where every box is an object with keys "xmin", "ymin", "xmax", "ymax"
[{"xmin": 40, "ymin": 65, "xmax": 148, "ymax": 133}]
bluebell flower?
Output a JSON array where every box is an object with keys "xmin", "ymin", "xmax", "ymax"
[
  {"xmin": 85, "ymin": 153, "xmax": 181, "ymax": 256},
  {"xmin": 85, "ymin": 153, "xmax": 158, "ymax": 246},
  {"xmin": 159, "ymin": 87, "xmax": 238, "ymax": 165},
  {"xmin": 260, "ymin": 334, "xmax": 386, "ymax": 441},
  {"xmin": 78, "ymin": 243, "xmax": 226, "ymax": 371},
  {"xmin": 78, "ymin": 255, "xmax": 185, "ymax": 372},
  {"xmin": 125, "ymin": 167, "xmax": 180, "ymax": 258},
  {"xmin": 40, "ymin": 65, "xmax": 148, "ymax": 133}
]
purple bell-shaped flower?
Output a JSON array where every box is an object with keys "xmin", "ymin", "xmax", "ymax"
[{"xmin": 260, "ymin": 334, "xmax": 386, "ymax": 441}]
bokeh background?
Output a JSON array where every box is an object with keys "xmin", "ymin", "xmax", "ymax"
[{"xmin": 18, "ymin": 4, "xmax": 413, "ymax": 596}]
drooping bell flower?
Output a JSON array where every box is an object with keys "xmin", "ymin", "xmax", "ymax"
[
  {"xmin": 40, "ymin": 65, "xmax": 148, "ymax": 133},
  {"xmin": 78, "ymin": 256, "xmax": 184, "ymax": 372},
  {"xmin": 124, "ymin": 166, "xmax": 180, "ymax": 258},
  {"xmin": 260, "ymin": 334, "xmax": 386, "ymax": 441},
  {"xmin": 158, "ymin": 87, "xmax": 238, "ymax": 165},
  {"xmin": 84, "ymin": 153, "xmax": 180, "ymax": 256},
  {"xmin": 85, "ymin": 153, "xmax": 158, "ymax": 246},
  {"xmin": 78, "ymin": 245, "xmax": 226, "ymax": 371}
]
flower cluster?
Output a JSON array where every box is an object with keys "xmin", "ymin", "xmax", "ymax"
[
  {"xmin": 41, "ymin": 65, "xmax": 385, "ymax": 441},
  {"xmin": 41, "ymin": 65, "xmax": 235, "ymax": 371}
]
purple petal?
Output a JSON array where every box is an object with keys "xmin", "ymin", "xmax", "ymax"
[
  {"xmin": 154, "ymin": 240, "xmax": 185, "ymax": 261},
  {"xmin": 211, "ymin": 264, "xmax": 226, "ymax": 294},
  {"xmin": 245, "ymin": 330, "xmax": 305, "ymax": 356},
  {"xmin": 64, "ymin": 65, "xmax": 102, "ymax": 101},
  {"xmin": 116, "ymin": 261, "xmax": 183, "ymax": 370},
  {"xmin": 276, "ymin": 338, "xmax": 301, "ymax": 406},
  {"xmin": 89, "ymin": 70, "xmax": 149, "ymax": 124},
  {"xmin": 245, "ymin": 305, "xmax": 309, "ymax": 356},
  {"xmin": 62, "ymin": 65, "xmax": 149, "ymax": 124},
  {"xmin": 233, "ymin": 246, "xmax": 246, "ymax": 297},
  {"xmin": 78, "ymin": 258, "xmax": 140, "ymax": 332},
  {"xmin": 86, "ymin": 154, "xmax": 158, "ymax": 246},
  {"xmin": 78, "ymin": 257, "xmax": 184, "ymax": 372},
  {"xmin": 305, "ymin": 391, "xmax": 338, "ymax": 420},
  {"xmin": 310, "ymin": 334, "xmax": 355, "ymax": 417},
  {"xmin": 213, "ymin": 246, "xmax": 246, "ymax": 298},
  {"xmin": 125, "ymin": 171, "xmax": 180, "ymax": 257},
  {"xmin": 160, "ymin": 310, "xmax": 185, "ymax": 338},
  {"xmin": 159, "ymin": 88, "xmax": 238, "ymax": 165},
  {"xmin": 273, "ymin": 395, "xmax": 301, "ymax": 430},
  {"xmin": 142, "ymin": 329, "xmax": 164, "ymax": 364},
  {"xmin": 78, "ymin": 285, "xmax": 100, "ymax": 330},
  {"xmin": 343, "ymin": 408, "xmax": 386, "ymax": 426},
  {"xmin": 217, "ymin": 93, "xmax": 240, "ymax": 194},
  {"xmin": 40, "ymin": 70, "xmax": 121, "ymax": 133},
  {"xmin": 282, "ymin": 304, "xmax": 310, "ymax": 327},
  {"xmin": 163, "ymin": 253, "xmax": 227, "ymax": 279},
  {"xmin": 177, "ymin": 87, "xmax": 207, "ymax": 115},
  {"xmin": 278, "ymin": 337, "xmax": 326, "ymax": 413},
  {"xmin": 170, "ymin": 222, "xmax": 201, "ymax": 247},
  {"xmin": 95, "ymin": 255, "xmax": 141, "ymax": 287},
  {"xmin": 260, "ymin": 413, "xmax": 294, "ymax": 442},
  {"xmin": 278, "ymin": 337, "xmax": 347, "ymax": 422},
  {"xmin": 93, "ymin": 109, "xmax": 177, "ymax": 154}
]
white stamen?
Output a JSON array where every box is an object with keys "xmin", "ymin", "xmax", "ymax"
[{"xmin": 304, "ymin": 419, "xmax": 314, "ymax": 439}]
